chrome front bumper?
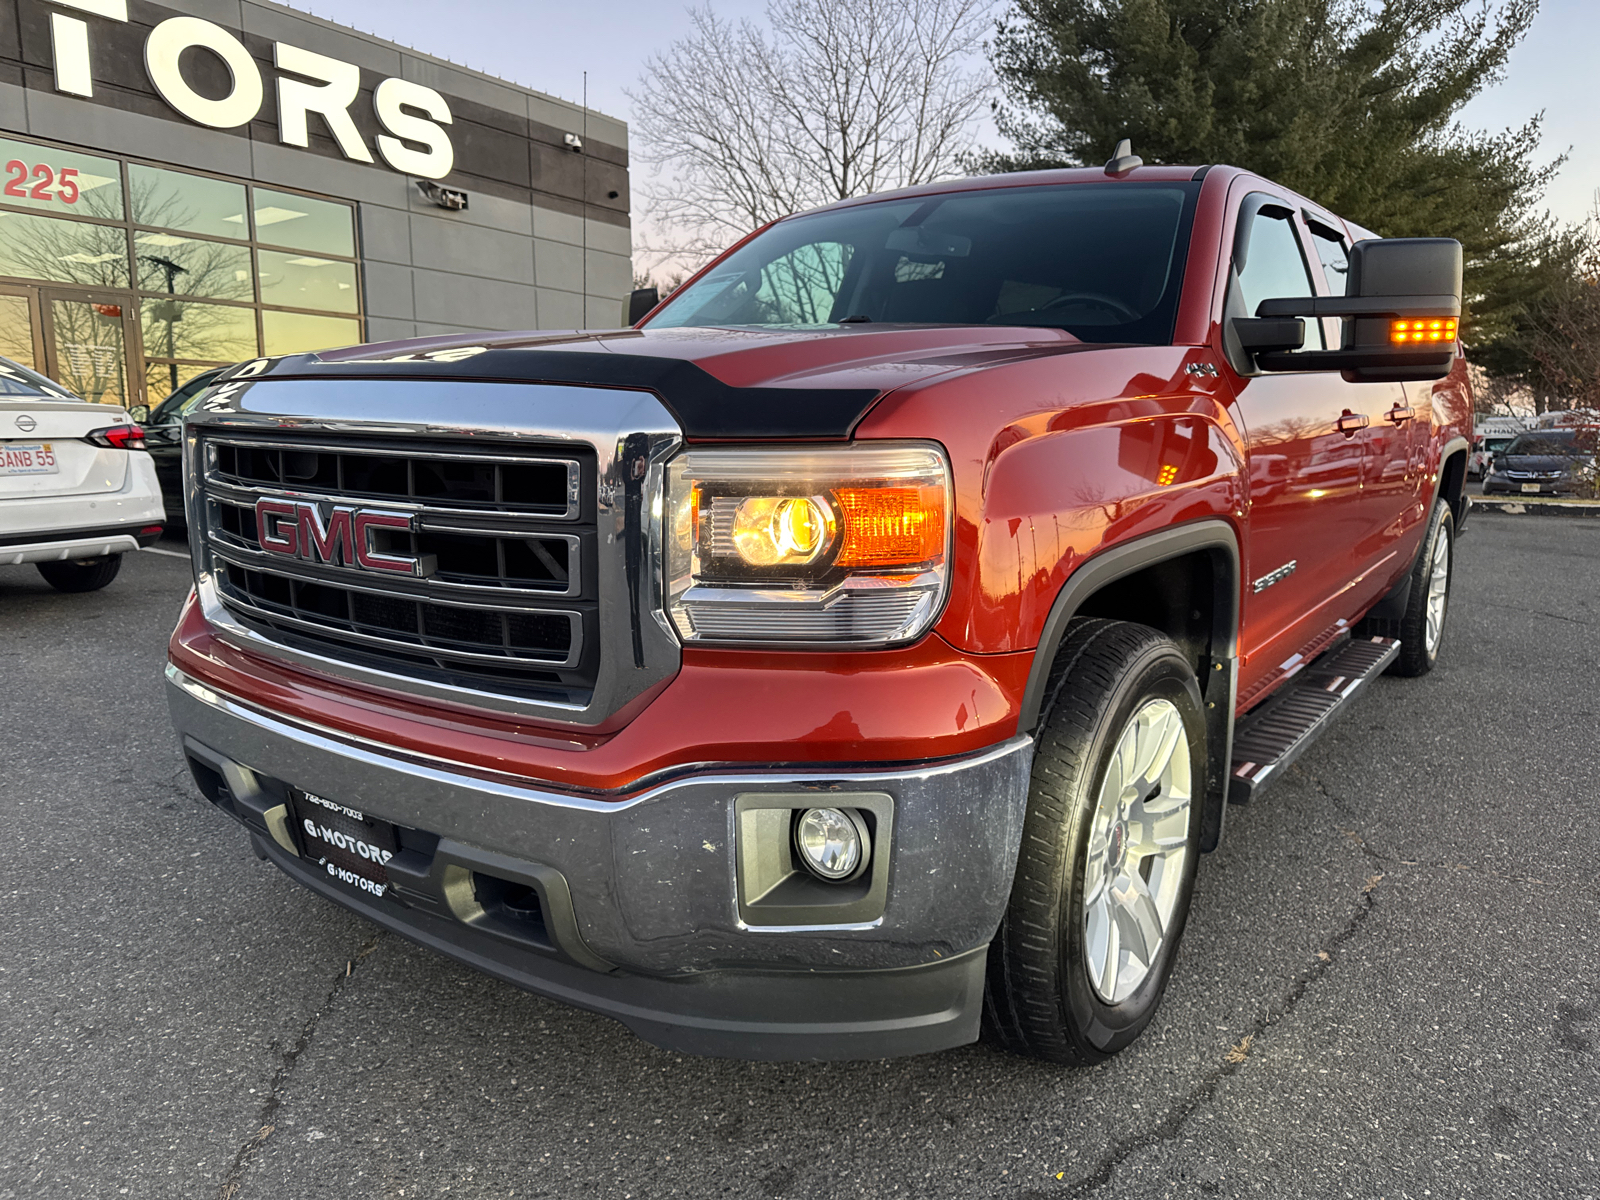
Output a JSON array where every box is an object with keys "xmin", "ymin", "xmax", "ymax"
[{"xmin": 165, "ymin": 663, "xmax": 1035, "ymax": 1059}]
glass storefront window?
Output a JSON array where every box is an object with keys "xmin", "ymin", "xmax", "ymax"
[
  {"xmin": 257, "ymin": 249, "xmax": 357, "ymax": 314},
  {"xmin": 0, "ymin": 210, "xmax": 129, "ymax": 287},
  {"xmin": 146, "ymin": 360, "xmax": 226, "ymax": 402},
  {"xmin": 129, "ymin": 164, "xmax": 249, "ymax": 240},
  {"xmin": 0, "ymin": 137, "xmax": 363, "ymax": 402},
  {"xmin": 134, "ymin": 232, "xmax": 253, "ymax": 301},
  {"xmin": 0, "ymin": 136, "xmax": 123, "ymax": 220},
  {"xmin": 262, "ymin": 310, "xmax": 360, "ymax": 355},
  {"xmin": 0, "ymin": 293, "xmax": 36, "ymax": 368},
  {"xmin": 140, "ymin": 297, "xmax": 257, "ymax": 364},
  {"xmin": 253, "ymin": 187, "xmax": 355, "ymax": 257}
]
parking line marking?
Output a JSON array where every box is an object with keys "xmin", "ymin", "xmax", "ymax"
[{"xmin": 141, "ymin": 546, "xmax": 190, "ymax": 559}]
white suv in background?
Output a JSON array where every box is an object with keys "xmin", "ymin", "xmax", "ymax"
[{"xmin": 0, "ymin": 357, "xmax": 164, "ymax": 592}]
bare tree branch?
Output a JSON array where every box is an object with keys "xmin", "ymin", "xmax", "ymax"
[{"xmin": 629, "ymin": 0, "xmax": 994, "ymax": 273}]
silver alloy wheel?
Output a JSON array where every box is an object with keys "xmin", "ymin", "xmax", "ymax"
[
  {"xmin": 1082, "ymin": 698, "xmax": 1193, "ymax": 1004},
  {"xmin": 1424, "ymin": 525, "xmax": 1451, "ymax": 654}
]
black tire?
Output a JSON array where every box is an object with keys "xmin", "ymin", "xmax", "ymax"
[
  {"xmin": 36, "ymin": 554, "xmax": 123, "ymax": 593},
  {"xmin": 1365, "ymin": 500, "xmax": 1454, "ymax": 677},
  {"xmin": 985, "ymin": 618, "xmax": 1207, "ymax": 1065}
]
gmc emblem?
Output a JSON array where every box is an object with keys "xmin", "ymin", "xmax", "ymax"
[{"xmin": 255, "ymin": 499, "xmax": 433, "ymax": 577}]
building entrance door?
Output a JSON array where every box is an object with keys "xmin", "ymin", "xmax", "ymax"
[
  {"xmin": 39, "ymin": 287, "xmax": 138, "ymax": 408},
  {"xmin": 0, "ymin": 283, "xmax": 141, "ymax": 408},
  {"xmin": 0, "ymin": 284, "xmax": 45, "ymax": 371}
]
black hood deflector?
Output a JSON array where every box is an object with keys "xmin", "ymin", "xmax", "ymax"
[{"xmin": 221, "ymin": 350, "xmax": 883, "ymax": 440}]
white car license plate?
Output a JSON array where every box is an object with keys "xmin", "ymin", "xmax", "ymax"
[
  {"xmin": 0, "ymin": 442, "xmax": 57, "ymax": 475},
  {"xmin": 1520, "ymin": 482, "xmax": 1541, "ymax": 493}
]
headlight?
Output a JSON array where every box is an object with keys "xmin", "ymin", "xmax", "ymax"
[{"xmin": 665, "ymin": 443, "xmax": 952, "ymax": 645}]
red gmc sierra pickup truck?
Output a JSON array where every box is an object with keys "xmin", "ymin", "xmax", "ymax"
[{"xmin": 165, "ymin": 156, "xmax": 1471, "ymax": 1064}]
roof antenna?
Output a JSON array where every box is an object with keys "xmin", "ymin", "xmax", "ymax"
[{"xmin": 1104, "ymin": 138, "xmax": 1143, "ymax": 176}]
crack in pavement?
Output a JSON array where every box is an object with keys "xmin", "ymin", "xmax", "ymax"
[
  {"xmin": 1054, "ymin": 879, "xmax": 1385, "ymax": 1197},
  {"xmin": 1479, "ymin": 599, "xmax": 1593, "ymax": 626},
  {"xmin": 1302, "ymin": 766, "xmax": 1549, "ymax": 887},
  {"xmin": 215, "ymin": 932, "xmax": 385, "ymax": 1200}
]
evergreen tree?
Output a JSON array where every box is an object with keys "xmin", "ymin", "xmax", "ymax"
[{"xmin": 985, "ymin": 0, "xmax": 1561, "ymax": 348}]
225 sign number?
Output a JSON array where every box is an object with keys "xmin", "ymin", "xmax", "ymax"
[{"xmin": 3, "ymin": 162, "xmax": 82, "ymax": 204}]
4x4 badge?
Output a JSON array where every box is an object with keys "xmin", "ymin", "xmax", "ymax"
[{"xmin": 255, "ymin": 499, "xmax": 435, "ymax": 577}]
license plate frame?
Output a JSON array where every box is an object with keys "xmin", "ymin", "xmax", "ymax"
[
  {"xmin": 1520, "ymin": 482, "xmax": 1542, "ymax": 493},
  {"xmin": 0, "ymin": 442, "xmax": 58, "ymax": 476},
  {"xmin": 286, "ymin": 787, "xmax": 400, "ymax": 899}
]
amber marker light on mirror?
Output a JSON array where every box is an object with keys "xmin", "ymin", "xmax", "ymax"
[{"xmin": 1390, "ymin": 318, "xmax": 1458, "ymax": 344}]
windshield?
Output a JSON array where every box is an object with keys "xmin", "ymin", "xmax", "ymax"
[
  {"xmin": 150, "ymin": 369, "xmax": 225, "ymax": 425},
  {"xmin": 0, "ymin": 356, "xmax": 79, "ymax": 400},
  {"xmin": 649, "ymin": 182, "xmax": 1201, "ymax": 344},
  {"xmin": 1505, "ymin": 432, "xmax": 1583, "ymax": 456}
]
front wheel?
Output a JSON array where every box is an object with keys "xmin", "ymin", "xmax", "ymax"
[
  {"xmin": 985, "ymin": 619, "xmax": 1207, "ymax": 1065},
  {"xmin": 36, "ymin": 554, "xmax": 123, "ymax": 593},
  {"xmin": 1386, "ymin": 500, "xmax": 1454, "ymax": 677}
]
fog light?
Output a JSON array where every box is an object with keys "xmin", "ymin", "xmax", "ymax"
[{"xmin": 794, "ymin": 807, "xmax": 870, "ymax": 881}]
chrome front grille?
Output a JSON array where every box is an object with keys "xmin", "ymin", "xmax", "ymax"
[{"xmin": 197, "ymin": 432, "xmax": 598, "ymax": 700}]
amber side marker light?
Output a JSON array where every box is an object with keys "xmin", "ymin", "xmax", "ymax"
[{"xmin": 1391, "ymin": 317, "xmax": 1458, "ymax": 344}]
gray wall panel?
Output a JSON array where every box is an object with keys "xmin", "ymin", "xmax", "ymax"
[
  {"xmin": 249, "ymin": 139, "xmax": 411, "ymax": 208},
  {"xmin": 0, "ymin": 80, "xmax": 24, "ymax": 130},
  {"xmin": 357, "ymin": 203, "xmax": 411, "ymax": 265},
  {"xmin": 533, "ymin": 237, "xmax": 583, "ymax": 291},
  {"xmin": 137, "ymin": 0, "xmax": 244, "ymax": 24},
  {"xmin": 412, "ymin": 268, "xmax": 538, "ymax": 330},
  {"xmin": 362, "ymin": 261, "xmax": 415, "ymax": 320},
  {"xmin": 241, "ymin": 1, "xmax": 402, "ymax": 75},
  {"xmin": 527, "ymin": 95, "xmax": 626, "ymax": 152},
  {"xmin": 585, "ymin": 248, "xmax": 632, "ymax": 299},
  {"xmin": 22, "ymin": 89, "xmax": 256, "ymax": 177},
  {"xmin": 400, "ymin": 56, "xmax": 527, "ymax": 119},
  {"xmin": 536, "ymin": 288, "xmax": 584, "ymax": 330},
  {"xmin": 532, "ymin": 206, "xmax": 584, "ymax": 247},
  {"xmin": 365, "ymin": 316, "xmax": 419, "ymax": 343},
  {"xmin": 409, "ymin": 214, "xmax": 535, "ymax": 285}
]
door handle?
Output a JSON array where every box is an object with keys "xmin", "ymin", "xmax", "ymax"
[
  {"xmin": 1386, "ymin": 404, "xmax": 1416, "ymax": 424},
  {"xmin": 1335, "ymin": 411, "xmax": 1370, "ymax": 435}
]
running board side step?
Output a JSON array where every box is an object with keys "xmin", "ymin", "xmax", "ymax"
[{"xmin": 1228, "ymin": 635, "xmax": 1399, "ymax": 804}]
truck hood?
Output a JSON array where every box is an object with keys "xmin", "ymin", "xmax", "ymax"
[{"xmin": 223, "ymin": 325, "xmax": 1093, "ymax": 439}]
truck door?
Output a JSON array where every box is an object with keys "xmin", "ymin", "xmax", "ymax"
[
  {"xmin": 1223, "ymin": 198, "xmax": 1367, "ymax": 707},
  {"xmin": 1304, "ymin": 220, "xmax": 1421, "ymax": 579}
]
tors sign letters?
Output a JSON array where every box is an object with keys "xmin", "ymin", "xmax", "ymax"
[{"xmin": 41, "ymin": 0, "xmax": 455, "ymax": 179}]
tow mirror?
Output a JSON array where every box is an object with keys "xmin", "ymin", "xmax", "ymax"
[
  {"xmin": 1233, "ymin": 237, "xmax": 1463, "ymax": 382},
  {"xmin": 624, "ymin": 287, "xmax": 660, "ymax": 326}
]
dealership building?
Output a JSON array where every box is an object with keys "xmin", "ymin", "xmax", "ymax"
[{"xmin": 0, "ymin": 0, "xmax": 631, "ymax": 409}]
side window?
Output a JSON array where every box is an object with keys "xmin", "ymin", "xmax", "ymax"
[
  {"xmin": 1236, "ymin": 210, "xmax": 1324, "ymax": 351},
  {"xmin": 1309, "ymin": 225, "xmax": 1350, "ymax": 296}
]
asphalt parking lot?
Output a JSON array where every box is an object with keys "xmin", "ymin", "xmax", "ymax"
[{"xmin": 2, "ymin": 513, "xmax": 1597, "ymax": 1200}]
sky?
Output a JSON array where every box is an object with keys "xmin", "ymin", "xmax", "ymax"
[{"xmin": 283, "ymin": 0, "xmax": 1600, "ymax": 234}]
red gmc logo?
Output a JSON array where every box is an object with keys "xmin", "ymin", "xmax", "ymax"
[{"xmin": 255, "ymin": 499, "xmax": 430, "ymax": 576}]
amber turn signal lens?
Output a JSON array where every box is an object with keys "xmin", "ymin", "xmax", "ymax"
[
  {"xmin": 1390, "ymin": 317, "xmax": 1458, "ymax": 344},
  {"xmin": 833, "ymin": 486, "xmax": 945, "ymax": 567}
]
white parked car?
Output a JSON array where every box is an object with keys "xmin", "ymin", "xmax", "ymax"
[{"xmin": 0, "ymin": 357, "xmax": 164, "ymax": 592}]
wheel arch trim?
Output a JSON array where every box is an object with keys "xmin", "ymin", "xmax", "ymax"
[{"xmin": 1016, "ymin": 518, "xmax": 1242, "ymax": 735}]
